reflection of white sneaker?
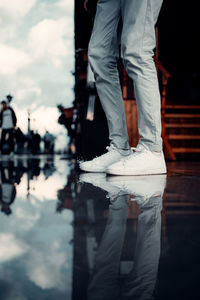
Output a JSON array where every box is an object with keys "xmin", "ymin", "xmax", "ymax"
[
  {"xmin": 79, "ymin": 173, "xmax": 122, "ymax": 198},
  {"xmin": 106, "ymin": 145, "xmax": 167, "ymax": 176},
  {"xmin": 107, "ymin": 174, "xmax": 167, "ymax": 208},
  {"xmin": 79, "ymin": 144, "xmax": 131, "ymax": 173},
  {"xmin": 107, "ymin": 174, "xmax": 167, "ymax": 199},
  {"xmin": 9, "ymin": 152, "xmax": 14, "ymax": 159},
  {"xmin": 79, "ymin": 173, "xmax": 106, "ymax": 188}
]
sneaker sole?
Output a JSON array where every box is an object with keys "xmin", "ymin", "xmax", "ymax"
[{"xmin": 106, "ymin": 168, "xmax": 167, "ymax": 176}]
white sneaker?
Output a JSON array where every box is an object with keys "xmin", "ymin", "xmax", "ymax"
[
  {"xmin": 106, "ymin": 145, "xmax": 167, "ymax": 176},
  {"xmin": 79, "ymin": 144, "xmax": 132, "ymax": 173}
]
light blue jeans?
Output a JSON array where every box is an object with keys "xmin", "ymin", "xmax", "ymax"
[{"xmin": 88, "ymin": 0, "xmax": 163, "ymax": 152}]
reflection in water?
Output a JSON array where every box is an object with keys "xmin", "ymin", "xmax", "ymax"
[
  {"xmin": 0, "ymin": 157, "xmax": 73, "ymax": 300},
  {"xmin": 0, "ymin": 162, "xmax": 16, "ymax": 215},
  {"xmin": 1, "ymin": 159, "xmax": 200, "ymax": 299},
  {"xmin": 80, "ymin": 173, "xmax": 166, "ymax": 300},
  {"xmin": 0, "ymin": 157, "xmax": 167, "ymax": 300},
  {"xmin": 0, "ymin": 158, "xmax": 57, "ymax": 215}
]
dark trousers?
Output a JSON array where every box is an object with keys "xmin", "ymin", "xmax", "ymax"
[{"xmin": 0, "ymin": 128, "xmax": 15, "ymax": 153}]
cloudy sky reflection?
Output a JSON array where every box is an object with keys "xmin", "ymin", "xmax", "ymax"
[{"xmin": 0, "ymin": 159, "xmax": 73, "ymax": 299}]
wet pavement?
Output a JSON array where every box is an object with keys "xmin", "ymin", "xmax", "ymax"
[{"xmin": 0, "ymin": 155, "xmax": 200, "ymax": 300}]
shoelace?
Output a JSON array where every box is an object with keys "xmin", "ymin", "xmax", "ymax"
[
  {"xmin": 91, "ymin": 144, "xmax": 117, "ymax": 162},
  {"xmin": 122, "ymin": 147, "xmax": 148, "ymax": 164},
  {"xmin": 106, "ymin": 144, "xmax": 116, "ymax": 152}
]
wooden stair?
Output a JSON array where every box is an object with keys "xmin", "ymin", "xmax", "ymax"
[
  {"xmin": 165, "ymin": 124, "xmax": 200, "ymax": 128},
  {"xmin": 162, "ymin": 104, "xmax": 200, "ymax": 160},
  {"xmin": 165, "ymin": 113, "xmax": 200, "ymax": 118}
]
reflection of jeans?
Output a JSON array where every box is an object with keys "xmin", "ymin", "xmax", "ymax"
[
  {"xmin": 1, "ymin": 128, "xmax": 15, "ymax": 153},
  {"xmin": 88, "ymin": 194, "xmax": 162, "ymax": 300},
  {"xmin": 88, "ymin": 0, "xmax": 163, "ymax": 152}
]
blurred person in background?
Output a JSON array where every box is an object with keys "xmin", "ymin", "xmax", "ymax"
[
  {"xmin": 0, "ymin": 100, "xmax": 17, "ymax": 156},
  {"xmin": 15, "ymin": 127, "xmax": 27, "ymax": 154},
  {"xmin": 32, "ymin": 131, "xmax": 41, "ymax": 154},
  {"xmin": 43, "ymin": 131, "xmax": 55, "ymax": 154}
]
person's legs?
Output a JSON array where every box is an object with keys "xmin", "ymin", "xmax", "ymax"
[
  {"xmin": 0, "ymin": 129, "xmax": 7, "ymax": 152},
  {"xmin": 121, "ymin": 0, "xmax": 163, "ymax": 152},
  {"xmin": 8, "ymin": 129, "xmax": 15, "ymax": 153},
  {"xmin": 106, "ymin": 0, "xmax": 166, "ymax": 175},
  {"xmin": 88, "ymin": 0, "xmax": 129, "ymax": 152},
  {"xmin": 79, "ymin": 0, "xmax": 133, "ymax": 172}
]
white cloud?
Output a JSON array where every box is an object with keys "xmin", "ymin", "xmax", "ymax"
[
  {"xmin": 12, "ymin": 104, "xmax": 69, "ymax": 151},
  {"xmin": 0, "ymin": 0, "xmax": 37, "ymax": 19},
  {"xmin": 0, "ymin": 0, "xmax": 37, "ymax": 42},
  {"xmin": 0, "ymin": 44, "xmax": 31, "ymax": 75},
  {"xmin": 55, "ymin": 0, "xmax": 74, "ymax": 11},
  {"xmin": 28, "ymin": 18, "xmax": 73, "ymax": 67},
  {"xmin": 15, "ymin": 78, "xmax": 42, "ymax": 102},
  {"xmin": 24, "ymin": 105, "xmax": 64, "ymax": 135},
  {"xmin": 0, "ymin": 0, "xmax": 74, "ymax": 149},
  {"xmin": 36, "ymin": 0, "xmax": 74, "ymax": 20}
]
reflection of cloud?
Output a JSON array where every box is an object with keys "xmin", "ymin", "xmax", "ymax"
[
  {"xmin": 0, "ymin": 233, "xmax": 28, "ymax": 263},
  {"xmin": 29, "ymin": 174, "xmax": 66, "ymax": 200},
  {"xmin": 0, "ymin": 161, "xmax": 74, "ymax": 297},
  {"xmin": 23, "ymin": 212, "xmax": 74, "ymax": 292},
  {"xmin": 16, "ymin": 171, "xmax": 66, "ymax": 201},
  {"xmin": 14, "ymin": 206, "xmax": 41, "ymax": 232},
  {"xmin": 26, "ymin": 246, "xmax": 67, "ymax": 290}
]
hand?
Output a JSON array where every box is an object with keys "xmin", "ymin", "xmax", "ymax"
[{"xmin": 84, "ymin": 0, "xmax": 88, "ymax": 11}]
